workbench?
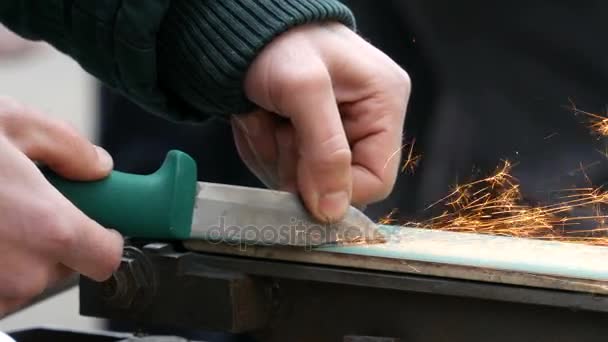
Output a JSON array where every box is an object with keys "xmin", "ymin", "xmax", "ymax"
[{"xmin": 73, "ymin": 227, "xmax": 608, "ymax": 342}]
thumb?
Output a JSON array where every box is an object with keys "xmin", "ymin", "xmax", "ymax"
[
  {"xmin": 284, "ymin": 70, "xmax": 353, "ymax": 222},
  {"xmin": 5, "ymin": 105, "xmax": 113, "ymax": 180}
]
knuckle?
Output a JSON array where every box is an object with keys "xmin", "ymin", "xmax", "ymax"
[
  {"xmin": 35, "ymin": 204, "xmax": 77, "ymax": 251},
  {"xmin": 309, "ymin": 134, "xmax": 352, "ymax": 167},
  {"xmin": 375, "ymin": 64, "xmax": 411, "ymax": 104},
  {"xmin": 53, "ymin": 120, "xmax": 80, "ymax": 137},
  {"xmin": 326, "ymin": 145, "xmax": 353, "ymax": 167},
  {"xmin": 46, "ymin": 120, "xmax": 84, "ymax": 146},
  {"xmin": 276, "ymin": 62, "xmax": 330, "ymax": 99},
  {"xmin": 47, "ymin": 223, "xmax": 77, "ymax": 251},
  {"xmin": 291, "ymin": 67, "xmax": 329, "ymax": 89},
  {"xmin": 0, "ymin": 99, "xmax": 26, "ymax": 133},
  {"xmin": 311, "ymin": 145, "xmax": 352, "ymax": 176},
  {"xmin": 390, "ymin": 68, "xmax": 412, "ymax": 99}
]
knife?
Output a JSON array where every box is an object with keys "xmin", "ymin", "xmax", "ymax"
[{"xmin": 44, "ymin": 150, "xmax": 384, "ymax": 247}]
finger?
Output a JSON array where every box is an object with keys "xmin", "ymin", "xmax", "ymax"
[
  {"xmin": 351, "ymin": 133, "xmax": 402, "ymax": 205},
  {"xmin": 0, "ymin": 263, "xmax": 72, "ymax": 306},
  {"xmin": 13, "ymin": 188, "xmax": 123, "ymax": 283},
  {"xmin": 1, "ymin": 104, "xmax": 113, "ymax": 180},
  {"xmin": 52, "ymin": 210, "xmax": 124, "ymax": 281},
  {"xmin": 278, "ymin": 66, "xmax": 352, "ymax": 222},
  {"xmin": 329, "ymin": 47, "xmax": 409, "ymax": 205},
  {"xmin": 316, "ymin": 27, "xmax": 410, "ymax": 206},
  {"xmin": 0, "ymin": 254, "xmax": 48, "ymax": 300},
  {"xmin": 0, "ymin": 298, "xmax": 28, "ymax": 318},
  {"xmin": 231, "ymin": 110, "xmax": 279, "ymax": 188},
  {"xmin": 342, "ymin": 99, "xmax": 407, "ymax": 205},
  {"xmin": 5, "ymin": 192, "xmax": 122, "ymax": 283},
  {"xmin": 47, "ymin": 264, "xmax": 75, "ymax": 288}
]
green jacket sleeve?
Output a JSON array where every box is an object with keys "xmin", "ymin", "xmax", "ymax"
[{"xmin": 0, "ymin": 1, "xmax": 354, "ymax": 122}]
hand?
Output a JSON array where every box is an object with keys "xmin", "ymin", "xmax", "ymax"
[
  {"xmin": 233, "ymin": 23, "xmax": 410, "ymax": 222},
  {"xmin": 0, "ymin": 97, "xmax": 123, "ymax": 317}
]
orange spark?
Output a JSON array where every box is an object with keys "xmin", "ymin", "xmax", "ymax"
[
  {"xmin": 378, "ymin": 209, "xmax": 399, "ymax": 225},
  {"xmin": 382, "ymin": 160, "xmax": 608, "ymax": 246},
  {"xmin": 375, "ymin": 102, "xmax": 608, "ymax": 247},
  {"xmin": 569, "ymin": 99, "xmax": 608, "ymax": 137},
  {"xmin": 401, "ymin": 139, "xmax": 422, "ymax": 174}
]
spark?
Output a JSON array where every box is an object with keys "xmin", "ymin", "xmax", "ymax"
[
  {"xmin": 375, "ymin": 102, "xmax": 608, "ymax": 247},
  {"xmin": 544, "ymin": 132, "xmax": 558, "ymax": 140},
  {"xmin": 578, "ymin": 161, "xmax": 593, "ymax": 186},
  {"xmin": 383, "ymin": 144, "xmax": 406, "ymax": 171},
  {"xmin": 597, "ymin": 147, "xmax": 608, "ymax": 160},
  {"xmin": 378, "ymin": 209, "xmax": 399, "ymax": 225},
  {"xmin": 401, "ymin": 138, "xmax": 422, "ymax": 174},
  {"xmin": 566, "ymin": 160, "xmax": 601, "ymax": 177},
  {"xmin": 382, "ymin": 160, "xmax": 608, "ymax": 246},
  {"xmin": 569, "ymin": 99, "xmax": 608, "ymax": 137}
]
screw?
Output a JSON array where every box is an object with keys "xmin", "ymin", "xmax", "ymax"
[{"xmin": 102, "ymin": 246, "xmax": 154, "ymax": 310}]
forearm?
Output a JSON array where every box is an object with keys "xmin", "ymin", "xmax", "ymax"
[
  {"xmin": 158, "ymin": 0, "xmax": 355, "ymax": 119},
  {"xmin": 0, "ymin": 0, "xmax": 354, "ymax": 121}
]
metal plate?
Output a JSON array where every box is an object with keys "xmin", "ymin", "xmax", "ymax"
[{"xmin": 185, "ymin": 227, "xmax": 608, "ymax": 295}]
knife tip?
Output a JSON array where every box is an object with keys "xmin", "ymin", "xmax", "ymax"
[{"xmin": 319, "ymin": 206, "xmax": 386, "ymax": 246}]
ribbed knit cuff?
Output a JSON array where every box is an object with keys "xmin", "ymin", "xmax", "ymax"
[{"xmin": 157, "ymin": 0, "xmax": 355, "ymax": 119}]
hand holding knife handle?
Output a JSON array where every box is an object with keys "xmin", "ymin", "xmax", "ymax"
[{"xmin": 43, "ymin": 150, "xmax": 197, "ymax": 239}]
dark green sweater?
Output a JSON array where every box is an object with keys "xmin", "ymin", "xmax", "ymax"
[{"xmin": 0, "ymin": 0, "xmax": 354, "ymax": 121}]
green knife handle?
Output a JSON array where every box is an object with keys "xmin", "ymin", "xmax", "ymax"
[{"xmin": 44, "ymin": 150, "xmax": 198, "ymax": 239}]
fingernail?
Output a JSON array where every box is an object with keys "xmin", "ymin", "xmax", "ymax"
[
  {"xmin": 108, "ymin": 229, "xmax": 124, "ymax": 272},
  {"xmin": 318, "ymin": 191, "xmax": 349, "ymax": 222},
  {"xmin": 95, "ymin": 146, "xmax": 114, "ymax": 170},
  {"xmin": 108, "ymin": 228, "xmax": 124, "ymax": 241}
]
